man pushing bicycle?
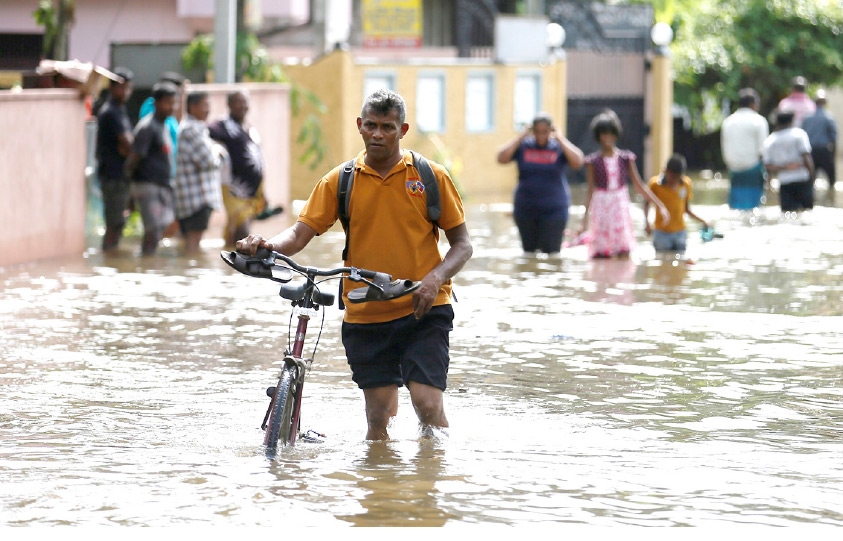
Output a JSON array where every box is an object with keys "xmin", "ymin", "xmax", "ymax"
[{"xmin": 236, "ymin": 89, "xmax": 473, "ymax": 440}]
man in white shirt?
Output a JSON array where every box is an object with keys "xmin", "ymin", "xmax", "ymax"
[
  {"xmin": 763, "ymin": 110, "xmax": 815, "ymax": 212},
  {"xmin": 721, "ymin": 88, "xmax": 770, "ymax": 209}
]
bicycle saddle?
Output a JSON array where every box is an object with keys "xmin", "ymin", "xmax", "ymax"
[
  {"xmin": 220, "ymin": 250, "xmax": 293, "ymax": 283},
  {"xmin": 346, "ymin": 279, "xmax": 421, "ymax": 304}
]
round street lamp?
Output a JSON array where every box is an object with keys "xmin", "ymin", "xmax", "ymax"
[
  {"xmin": 650, "ymin": 22, "xmax": 674, "ymax": 53},
  {"xmin": 546, "ymin": 22, "xmax": 566, "ymax": 60},
  {"xmin": 546, "ymin": 22, "xmax": 566, "ymax": 49}
]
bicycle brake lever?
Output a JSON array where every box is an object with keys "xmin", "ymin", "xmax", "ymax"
[{"xmin": 348, "ymin": 268, "xmax": 385, "ymax": 292}]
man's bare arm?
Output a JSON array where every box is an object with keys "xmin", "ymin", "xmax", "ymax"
[
  {"xmin": 412, "ymin": 222, "xmax": 473, "ymax": 319},
  {"xmin": 123, "ymin": 152, "xmax": 140, "ymax": 180},
  {"xmin": 117, "ymin": 131, "xmax": 133, "ymax": 158}
]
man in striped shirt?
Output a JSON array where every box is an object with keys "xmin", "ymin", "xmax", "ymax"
[{"xmin": 174, "ymin": 91, "xmax": 225, "ymax": 254}]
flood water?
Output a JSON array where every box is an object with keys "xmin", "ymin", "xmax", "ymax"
[{"xmin": 2, "ymin": 179, "xmax": 843, "ymax": 527}]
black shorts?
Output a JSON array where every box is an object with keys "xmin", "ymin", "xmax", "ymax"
[
  {"xmin": 779, "ymin": 180, "xmax": 813, "ymax": 211},
  {"xmin": 341, "ymin": 304, "xmax": 454, "ymax": 391},
  {"xmin": 178, "ymin": 205, "xmax": 213, "ymax": 233}
]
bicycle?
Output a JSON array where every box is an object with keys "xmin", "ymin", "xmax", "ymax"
[{"xmin": 220, "ymin": 248, "xmax": 420, "ymax": 454}]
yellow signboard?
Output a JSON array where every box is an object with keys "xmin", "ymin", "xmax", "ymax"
[{"xmin": 362, "ymin": 0, "xmax": 423, "ymax": 48}]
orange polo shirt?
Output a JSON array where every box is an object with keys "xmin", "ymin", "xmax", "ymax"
[{"xmin": 297, "ymin": 149, "xmax": 466, "ymax": 324}]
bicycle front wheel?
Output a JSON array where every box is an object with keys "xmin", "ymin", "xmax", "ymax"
[{"xmin": 264, "ymin": 363, "xmax": 298, "ymax": 450}]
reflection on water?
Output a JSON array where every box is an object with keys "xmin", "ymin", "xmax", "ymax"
[
  {"xmin": 333, "ymin": 440, "xmax": 456, "ymax": 527},
  {"xmin": 2, "ymin": 181, "xmax": 843, "ymax": 526}
]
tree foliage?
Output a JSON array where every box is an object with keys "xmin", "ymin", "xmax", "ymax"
[
  {"xmin": 32, "ymin": 1, "xmax": 57, "ymax": 57},
  {"xmin": 670, "ymin": 0, "xmax": 843, "ymax": 133},
  {"xmin": 32, "ymin": 0, "xmax": 74, "ymax": 60}
]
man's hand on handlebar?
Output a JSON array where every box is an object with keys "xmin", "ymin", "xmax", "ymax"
[
  {"xmin": 412, "ymin": 272, "xmax": 442, "ymax": 319},
  {"xmin": 236, "ymin": 234, "xmax": 274, "ymax": 256},
  {"xmin": 236, "ymin": 223, "xmax": 317, "ymax": 259}
]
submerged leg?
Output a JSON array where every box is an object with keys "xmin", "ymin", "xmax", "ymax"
[
  {"xmin": 363, "ymin": 385, "xmax": 399, "ymax": 440},
  {"xmin": 408, "ymin": 381, "xmax": 448, "ymax": 434}
]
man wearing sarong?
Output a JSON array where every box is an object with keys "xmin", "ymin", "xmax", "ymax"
[{"xmin": 721, "ymin": 88, "xmax": 770, "ymax": 210}]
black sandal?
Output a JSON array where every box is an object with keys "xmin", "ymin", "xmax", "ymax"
[{"xmin": 346, "ymin": 279, "xmax": 421, "ymax": 304}]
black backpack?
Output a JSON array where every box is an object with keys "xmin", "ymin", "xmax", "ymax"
[
  {"xmin": 337, "ymin": 150, "xmax": 441, "ymax": 261},
  {"xmin": 336, "ymin": 150, "xmax": 441, "ymax": 309}
]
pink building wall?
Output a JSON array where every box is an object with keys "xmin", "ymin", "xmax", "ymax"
[
  {"xmin": 177, "ymin": 0, "xmax": 309, "ymax": 21},
  {"xmin": 0, "ymin": 89, "xmax": 88, "ymax": 267},
  {"xmin": 1, "ymin": 0, "xmax": 309, "ymax": 69},
  {"xmin": 2, "ymin": 0, "xmax": 205, "ymax": 68}
]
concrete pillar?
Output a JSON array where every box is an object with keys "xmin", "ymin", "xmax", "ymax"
[
  {"xmin": 649, "ymin": 50, "xmax": 673, "ymax": 179},
  {"xmin": 214, "ymin": 0, "xmax": 237, "ymax": 83}
]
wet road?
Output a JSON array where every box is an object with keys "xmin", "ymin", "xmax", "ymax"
[{"xmin": 2, "ymin": 181, "xmax": 843, "ymax": 526}]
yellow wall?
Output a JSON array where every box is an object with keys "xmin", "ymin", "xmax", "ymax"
[
  {"xmin": 0, "ymin": 71, "xmax": 23, "ymax": 89},
  {"xmin": 284, "ymin": 50, "xmax": 568, "ymax": 204}
]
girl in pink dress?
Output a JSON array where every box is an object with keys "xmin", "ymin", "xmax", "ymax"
[{"xmin": 580, "ymin": 110, "xmax": 668, "ymax": 258}]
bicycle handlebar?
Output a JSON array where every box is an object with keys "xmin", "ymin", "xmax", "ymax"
[
  {"xmin": 220, "ymin": 249, "xmax": 421, "ymax": 304},
  {"xmin": 254, "ymin": 248, "xmax": 391, "ymax": 283}
]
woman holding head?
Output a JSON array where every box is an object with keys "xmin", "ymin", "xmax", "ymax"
[{"xmin": 497, "ymin": 113, "xmax": 584, "ymax": 256}]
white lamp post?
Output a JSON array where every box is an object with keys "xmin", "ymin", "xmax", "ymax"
[{"xmin": 546, "ymin": 23, "xmax": 568, "ymax": 141}]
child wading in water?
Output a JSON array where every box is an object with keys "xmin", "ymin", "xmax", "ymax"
[
  {"xmin": 644, "ymin": 154, "xmax": 710, "ymax": 254},
  {"xmin": 580, "ymin": 110, "xmax": 669, "ymax": 258}
]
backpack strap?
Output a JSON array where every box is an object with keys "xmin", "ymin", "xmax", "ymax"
[
  {"xmin": 336, "ymin": 159, "xmax": 356, "ymax": 310},
  {"xmin": 409, "ymin": 150, "xmax": 441, "ymax": 225},
  {"xmin": 337, "ymin": 159, "xmax": 356, "ymax": 261}
]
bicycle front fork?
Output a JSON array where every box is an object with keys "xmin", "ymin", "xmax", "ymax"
[{"xmin": 261, "ymin": 356, "xmax": 309, "ymax": 430}]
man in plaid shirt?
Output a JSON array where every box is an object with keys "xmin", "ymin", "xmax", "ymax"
[{"xmin": 174, "ymin": 91, "xmax": 225, "ymax": 254}]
